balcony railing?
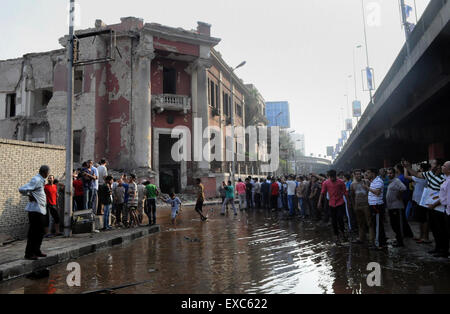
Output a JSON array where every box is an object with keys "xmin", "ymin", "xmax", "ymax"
[{"xmin": 152, "ymin": 94, "xmax": 191, "ymax": 114}]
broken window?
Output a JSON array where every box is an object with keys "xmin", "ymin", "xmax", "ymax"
[
  {"xmin": 73, "ymin": 130, "xmax": 82, "ymax": 163},
  {"xmin": 216, "ymin": 85, "xmax": 219, "ymax": 111},
  {"xmin": 74, "ymin": 70, "xmax": 83, "ymax": 94},
  {"xmin": 6, "ymin": 94, "xmax": 16, "ymax": 118},
  {"xmin": 208, "ymin": 78, "xmax": 211, "ymax": 106},
  {"xmin": 33, "ymin": 89, "xmax": 53, "ymax": 117},
  {"xmin": 210, "ymin": 133, "xmax": 216, "ymax": 155},
  {"xmin": 210, "ymin": 80, "xmax": 215, "ymax": 108},
  {"xmin": 163, "ymin": 67, "xmax": 176, "ymax": 94},
  {"xmin": 223, "ymin": 92, "xmax": 229, "ymax": 117},
  {"xmin": 42, "ymin": 90, "xmax": 53, "ymax": 106}
]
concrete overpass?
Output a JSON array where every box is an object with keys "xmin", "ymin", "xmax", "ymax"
[{"xmin": 334, "ymin": 0, "xmax": 450, "ymax": 171}]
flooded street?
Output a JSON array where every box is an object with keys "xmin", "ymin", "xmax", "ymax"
[{"xmin": 2, "ymin": 205, "xmax": 450, "ymax": 294}]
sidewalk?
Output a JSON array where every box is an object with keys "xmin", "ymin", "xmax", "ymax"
[{"xmin": 0, "ymin": 225, "xmax": 160, "ymax": 282}]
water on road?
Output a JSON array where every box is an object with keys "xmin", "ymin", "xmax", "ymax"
[{"xmin": 1, "ymin": 205, "xmax": 450, "ymax": 294}]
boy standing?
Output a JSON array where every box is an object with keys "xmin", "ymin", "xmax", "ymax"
[{"xmin": 163, "ymin": 192, "xmax": 182, "ymax": 225}]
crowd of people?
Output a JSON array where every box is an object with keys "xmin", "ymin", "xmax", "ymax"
[
  {"xmin": 18, "ymin": 157, "xmax": 450, "ymax": 260},
  {"xmin": 18, "ymin": 158, "xmax": 212, "ymax": 259},
  {"xmin": 71, "ymin": 159, "xmax": 196, "ymax": 230},
  {"xmin": 218, "ymin": 159, "xmax": 450, "ymax": 257}
]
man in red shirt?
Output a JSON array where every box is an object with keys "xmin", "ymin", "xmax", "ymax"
[
  {"xmin": 44, "ymin": 175, "xmax": 62, "ymax": 237},
  {"xmin": 236, "ymin": 179, "xmax": 247, "ymax": 211},
  {"xmin": 318, "ymin": 170, "xmax": 348, "ymax": 243},
  {"xmin": 73, "ymin": 171, "xmax": 84, "ymax": 211},
  {"xmin": 270, "ymin": 178, "xmax": 280, "ymax": 212}
]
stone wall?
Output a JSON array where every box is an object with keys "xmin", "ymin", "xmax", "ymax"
[{"xmin": 0, "ymin": 139, "xmax": 65, "ymax": 239}]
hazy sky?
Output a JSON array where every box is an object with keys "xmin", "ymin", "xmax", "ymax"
[{"xmin": 0, "ymin": 0, "xmax": 430, "ymax": 156}]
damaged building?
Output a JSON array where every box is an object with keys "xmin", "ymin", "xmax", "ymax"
[{"xmin": 0, "ymin": 17, "xmax": 267, "ymax": 197}]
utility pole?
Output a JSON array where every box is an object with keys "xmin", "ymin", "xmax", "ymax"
[
  {"xmin": 353, "ymin": 45, "xmax": 362, "ymax": 123},
  {"xmin": 400, "ymin": 0, "xmax": 411, "ymax": 56},
  {"xmin": 64, "ymin": 0, "xmax": 75, "ymax": 237}
]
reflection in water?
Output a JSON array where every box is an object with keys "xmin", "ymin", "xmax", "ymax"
[{"xmin": 2, "ymin": 206, "xmax": 450, "ymax": 294}]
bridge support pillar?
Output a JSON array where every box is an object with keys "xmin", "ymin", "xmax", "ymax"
[{"xmin": 428, "ymin": 143, "xmax": 445, "ymax": 161}]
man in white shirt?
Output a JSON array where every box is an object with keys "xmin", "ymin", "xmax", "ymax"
[
  {"xmin": 254, "ymin": 179, "xmax": 262, "ymax": 209},
  {"xmin": 96, "ymin": 159, "xmax": 108, "ymax": 216},
  {"xmin": 19, "ymin": 165, "xmax": 50, "ymax": 260},
  {"xmin": 286, "ymin": 176, "xmax": 298, "ymax": 217},
  {"xmin": 97, "ymin": 159, "xmax": 108, "ymax": 185},
  {"xmin": 364, "ymin": 168, "xmax": 386, "ymax": 249}
]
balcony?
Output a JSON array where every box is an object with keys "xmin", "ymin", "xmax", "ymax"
[{"xmin": 151, "ymin": 94, "xmax": 191, "ymax": 114}]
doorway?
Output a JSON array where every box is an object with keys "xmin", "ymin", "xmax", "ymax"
[{"xmin": 158, "ymin": 133, "xmax": 181, "ymax": 194}]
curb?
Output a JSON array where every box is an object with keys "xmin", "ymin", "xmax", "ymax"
[{"xmin": 0, "ymin": 225, "xmax": 160, "ymax": 282}]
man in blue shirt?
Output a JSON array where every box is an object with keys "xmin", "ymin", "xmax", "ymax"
[
  {"xmin": 90, "ymin": 160, "xmax": 100, "ymax": 215},
  {"xmin": 81, "ymin": 161, "xmax": 97, "ymax": 211},
  {"xmin": 261, "ymin": 177, "xmax": 271, "ymax": 210},
  {"xmin": 19, "ymin": 165, "xmax": 50, "ymax": 260},
  {"xmin": 121, "ymin": 174, "xmax": 130, "ymax": 226}
]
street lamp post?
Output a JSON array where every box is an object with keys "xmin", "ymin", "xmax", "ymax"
[
  {"xmin": 353, "ymin": 44, "xmax": 363, "ymax": 123},
  {"xmin": 361, "ymin": 0, "xmax": 374, "ymax": 106},
  {"xmin": 64, "ymin": 0, "xmax": 75, "ymax": 237},
  {"xmin": 230, "ymin": 61, "xmax": 246, "ymax": 188}
]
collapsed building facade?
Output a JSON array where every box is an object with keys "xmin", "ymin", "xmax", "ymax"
[{"xmin": 0, "ymin": 17, "xmax": 268, "ymax": 197}]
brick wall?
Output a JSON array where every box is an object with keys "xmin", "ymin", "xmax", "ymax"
[{"xmin": 0, "ymin": 139, "xmax": 65, "ymax": 239}]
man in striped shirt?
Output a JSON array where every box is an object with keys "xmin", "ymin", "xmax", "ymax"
[{"xmin": 404, "ymin": 159, "xmax": 448, "ymax": 258}]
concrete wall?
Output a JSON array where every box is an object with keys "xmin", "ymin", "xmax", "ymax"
[{"xmin": 0, "ymin": 139, "xmax": 65, "ymax": 239}]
